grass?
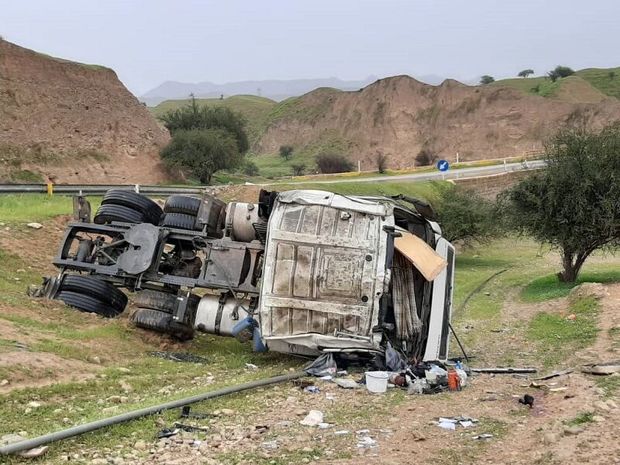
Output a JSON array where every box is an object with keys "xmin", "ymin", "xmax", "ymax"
[
  {"xmin": 0, "ymin": 194, "xmax": 101, "ymax": 223},
  {"xmin": 577, "ymin": 67, "xmax": 620, "ymax": 99},
  {"xmin": 527, "ymin": 295, "xmax": 600, "ymax": 367},
  {"xmin": 521, "ymin": 269, "xmax": 620, "ymax": 302},
  {"xmin": 595, "ymin": 376, "xmax": 620, "ymax": 399},
  {"xmin": 566, "ymin": 412, "xmax": 595, "ymax": 426}
]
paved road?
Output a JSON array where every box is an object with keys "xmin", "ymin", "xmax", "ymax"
[{"xmin": 273, "ymin": 160, "xmax": 546, "ymax": 185}]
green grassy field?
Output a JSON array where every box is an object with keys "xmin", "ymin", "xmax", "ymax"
[{"xmin": 577, "ymin": 67, "xmax": 620, "ymax": 99}]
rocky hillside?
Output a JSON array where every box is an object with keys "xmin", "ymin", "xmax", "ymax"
[
  {"xmin": 255, "ymin": 76, "xmax": 620, "ymax": 170},
  {"xmin": 0, "ymin": 40, "xmax": 169, "ymax": 183}
]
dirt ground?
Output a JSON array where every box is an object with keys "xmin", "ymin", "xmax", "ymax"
[{"xmin": 0, "ymin": 217, "xmax": 618, "ymax": 465}]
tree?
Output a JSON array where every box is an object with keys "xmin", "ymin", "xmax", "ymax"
[
  {"xmin": 501, "ymin": 123, "xmax": 620, "ymax": 282},
  {"xmin": 375, "ymin": 153, "xmax": 388, "ymax": 173},
  {"xmin": 159, "ymin": 96, "xmax": 249, "ymax": 153},
  {"xmin": 290, "ymin": 163, "xmax": 305, "ymax": 176},
  {"xmin": 518, "ymin": 69, "xmax": 534, "ymax": 78},
  {"xmin": 279, "ymin": 145, "xmax": 294, "ymax": 160},
  {"xmin": 415, "ymin": 148, "xmax": 437, "ymax": 167},
  {"xmin": 609, "ymin": 71, "xmax": 616, "ymax": 80},
  {"xmin": 435, "ymin": 184, "xmax": 502, "ymax": 245},
  {"xmin": 158, "ymin": 97, "xmax": 249, "ymax": 184},
  {"xmin": 547, "ymin": 65, "xmax": 574, "ymax": 82},
  {"xmin": 315, "ymin": 153, "xmax": 354, "ymax": 174},
  {"xmin": 480, "ymin": 75, "xmax": 495, "ymax": 85},
  {"xmin": 160, "ymin": 129, "xmax": 241, "ymax": 184}
]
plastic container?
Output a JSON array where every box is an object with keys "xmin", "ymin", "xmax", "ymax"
[
  {"xmin": 447, "ymin": 369, "xmax": 461, "ymax": 391},
  {"xmin": 365, "ymin": 371, "xmax": 389, "ymax": 393}
]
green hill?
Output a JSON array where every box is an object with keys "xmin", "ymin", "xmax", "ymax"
[
  {"xmin": 577, "ymin": 67, "xmax": 620, "ymax": 99},
  {"xmin": 150, "ymin": 95, "xmax": 276, "ymax": 143},
  {"xmin": 493, "ymin": 67, "xmax": 620, "ymax": 102}
]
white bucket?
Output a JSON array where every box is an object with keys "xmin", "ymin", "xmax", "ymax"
[{"xmin": 365, "ymin": 371, "xmax": 389, "ymax": 393}]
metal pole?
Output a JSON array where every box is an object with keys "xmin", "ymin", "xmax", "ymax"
[{"xmin": 0, "ymin": 371, "xmax": 306, "ymax": 455}]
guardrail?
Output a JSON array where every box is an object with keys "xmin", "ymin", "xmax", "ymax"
[{"xmin": 0, "ymin": 184, "xmax": 210, "ymax": 195}]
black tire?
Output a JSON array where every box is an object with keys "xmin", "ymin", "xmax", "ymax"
[
  {"xmin": 60, "ymin": 275, "xmax": 128, "ymax": 312},
  {"xmin": 160, "ymin": 213, "xmax": 199, "ymax": 231},
  {"xmin": 102, "ymin": 190, "xmax": 163, "ymax": 225},
  {"xmin": 131, "ymin": 308, "xmax": 194, "ymax": 341},
  {"xmin": 94, "ymin": 204, "xmax": 145, "ymax": 225},
  {"xmin": 56, "ymin": 291, "xmax": 122, "ymax": 318},
  {"xmin": 133, "ymin": 289, "xmax": 199, "ymax": 315},
  {"xmin": 164, "ymin": 195, "xmax": 201, "ymax": 216}
]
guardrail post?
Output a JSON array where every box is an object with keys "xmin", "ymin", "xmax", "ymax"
[
  {"xmin": 134, "ymin": 184, "xmax": 140, "ymax": 194},
  {"xmin": 46, "ymin": 183, "xmax": 54, "ymax": 197}
]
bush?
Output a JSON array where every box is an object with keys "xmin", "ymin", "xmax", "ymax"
[
  {"xmin": 480, "ymin": 75, "xmax": 495, "ymax": 85},
  {"xmin": 290, "ymin": 163, "xmax": 305, "ymax": 176},
  {"xmin": 547, "ymin": 65, "xmax": 575, "ymax": 82},
  {"xmin": 435, "ymin": 184, "xmax": 502, "ymax": 245},
  {"xmin": 279, "ymin": 145, "xmax": 294, "ymax": 160},
  {"xmin": 315, "ymin": 153, "xmax": 354, "ymax": 174},
  {"xmin": 242, "ymin": 160, "xmax": 260, "ymax": 176},
  {"xmin": 375, "ymin": 153, "xmax": 388, "ymax": 173},
  {"xmin": 415, "ymin": 149, "xmax": 437, "ymax": 167},
  {"xmin": 160, "ymin": 129, "xmax": 241, "ymax": 184}
]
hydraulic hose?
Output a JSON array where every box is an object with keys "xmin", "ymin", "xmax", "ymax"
[{"xmin": 0, "ymin": 371, "xmax": 306, "ymax": 455}]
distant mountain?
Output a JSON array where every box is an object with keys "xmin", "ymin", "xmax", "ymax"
[{"xmin": 140, "ymin": 75, "xmax": 447, "ymax": 106}]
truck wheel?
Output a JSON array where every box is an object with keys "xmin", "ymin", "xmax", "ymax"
[
  {"xmin": 56, "ymin": 291, "xmax": 122, "ymax": 317},
  {"xmin": 131, "ymin": 308, "xmax": 194, "ymax": 341},
  {"xmin": 102, "ymin": 190, "xmax": 163, "ymax": 225},
  {"xmin": 60, "ymin": 275, "xmax": 128, "ymax": 312},
  {"xmin": 94, "ymin": 204, "xmax": 145, "ymax": 225},
  {"xmin": 163, "ymin": 195, "xmax": 201, "ymax": 216},
  {"xmin": 160, "ymin": 213, "xmax": 200, "ymax": 231}
]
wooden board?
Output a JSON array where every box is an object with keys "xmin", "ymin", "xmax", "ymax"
[{"xmin": 394, "ymin": 230, "xmax": 447, "ymax": 281}]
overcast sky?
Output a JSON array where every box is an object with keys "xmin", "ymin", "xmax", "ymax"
[{"xmin": 2, "ymin": 0, "xmax": 619, "ymax": 95}]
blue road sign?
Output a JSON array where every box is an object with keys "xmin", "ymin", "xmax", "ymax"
[{"xmin": 437, "ymin": 159, "xmax": 450, "ymax": 172}]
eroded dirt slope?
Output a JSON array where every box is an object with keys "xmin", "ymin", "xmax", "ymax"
[
  {"xmin": 257, "ymin": 76, "xmax": 620, "ymax": 169},
  {"xmin": 0, "ymin": 40, "xmax": 169, "ymax": 183}
]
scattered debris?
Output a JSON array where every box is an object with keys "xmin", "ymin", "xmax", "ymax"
[
  {"xmin": 156, "ymin": 428, "xmax": 179, "ymax": 439},
  {"xmin": 563, "ymin": 426, "xmax": 585, "ymax": 435},
  {"xmin": 471, "ymin": 367, "xmax": 537, "ymax": 374},
  {"xmin": 533, "ymin": 369, "xmax": 572, "ymax": 380},
  {"xmin": 26, "ymin": 222, "xmax": 43, "ymax": 229},
  {"xmin": 334, "ymin": 430, "xmax": 350, "ymax": 436},
  {"xmin": 518, "ymin": 394, "xmax": 535, "ymax": 408},
  {"xmin": 303, "ymin": 385, "xmax": 320, "ymax": 394},
  {"xmin": 148, "ymin": 352, "xmax": 208, "ymax": 363},
  {"xmin": 581, "ymin": 361, "xmax": 620, "ymax": 376},
  {"xmin": 356, "ymin": 436, "xmax": 377, "ymax": 448},
  {"xmin": 473, "ymin": 434, "xmax": 494, "ymax": 440},
  {"xmin": 244, "ymin": 363, "xmax": 258, "ymax": 370},
  {"xmin": 261, "ymin": 440, "xmax": 279, "ymax": 450},
  {"xmin": 332, "ymin": 378, "xmax": 360, "ymax": 389},
  {"xmin": 300, "ymin": 410, "xmax": 324, "ymax": 426},
  {"xmin": 304, "ymin": 353, "xmax": 337, "ymax": 377},
  {"xmin": 174, "ymin": 423, "xmax": 209, "ymax": 433},
  {"xmin": 180, "ymin": 406, "xmax": 210, "ymax": 419},
  {"xmin": 1, "ymin": 434, "xmax": 49, "ymax": 458},
  {"xmin": 436, "ymin": 416, "xmax": 479, "ymax": 431}
]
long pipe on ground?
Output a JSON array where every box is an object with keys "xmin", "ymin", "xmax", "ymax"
[{"xmin": 0, "ymin": 371, "xmax": 306, "ymax": 455}]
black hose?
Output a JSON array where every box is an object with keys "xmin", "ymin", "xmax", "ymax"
[{"xmin": 0, "ymin": 371, "xmax": 306, "ymax": 455}]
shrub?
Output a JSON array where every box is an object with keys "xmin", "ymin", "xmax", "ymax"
[
  {"xmin": 375, "ymin": 153, "xmax": 388, "ymax": 173},
  {"xmin": 290, "ymin": 163, "xmax": 305, "ymax": 176},
  {"xmin": 415, "ymin": 149, "xmax": 438, "ymax": 167},
  {"xmin": 279, "ymin": 145, "xmax": 294, "ymax": 160},
  {"xmin": 315, "ymin": 153, "xmax": 354, "ymax": 174},
  {"xmin": 548, "ymin": 65, "xmax": 575, "ymax": 82},
  {"xmin": 242, "ymin": 160, "xmax": 260, "ymax": 176}
]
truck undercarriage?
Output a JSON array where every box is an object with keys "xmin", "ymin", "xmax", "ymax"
[{"xmin": 37, "ymin": 188, "xmax": 455, "ymax": 361}]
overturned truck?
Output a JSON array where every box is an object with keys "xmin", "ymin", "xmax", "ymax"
[{"xmin": 39, "ymin": 189, "xmax": 455, "ymax": 361}]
